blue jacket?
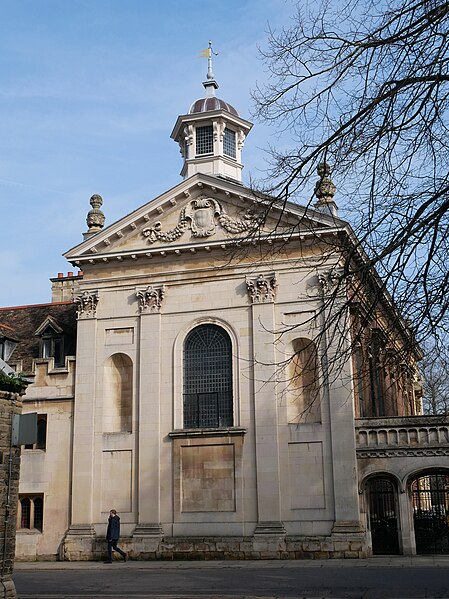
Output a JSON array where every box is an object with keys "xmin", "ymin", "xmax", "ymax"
[{"xmin": 106, "ymin": 515, "xmax": 120, "ymax": 541}]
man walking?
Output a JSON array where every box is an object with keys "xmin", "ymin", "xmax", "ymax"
[{"xmin": 105, "ymin": 509, "xmax": 127, "ymax": 563}]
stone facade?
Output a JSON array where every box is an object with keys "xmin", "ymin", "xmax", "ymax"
[
  {"xmin": 0, "ymin": 391, "xmax": 22, "ymax": 598},
  {"xmin": 2, "ymin": 67, "xmax": 448, "ymax": 562}
]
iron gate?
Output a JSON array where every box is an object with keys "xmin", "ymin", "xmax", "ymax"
[
  {"xmin": 368, "ymin": 477, "xmax": 400, "ymax": 555},
  {"xmin": 412, "ymin": 473, "xmax": 449, "ymax": 554}
]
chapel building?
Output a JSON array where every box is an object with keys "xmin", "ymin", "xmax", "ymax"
[{"xmin": 2, "ymin": 58, "xmax": 449, "ymax": 560}]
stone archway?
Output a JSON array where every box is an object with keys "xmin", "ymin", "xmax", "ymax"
[{"xmin": 410, "ymin": 470, "xmax": 449, "ymax": 554}]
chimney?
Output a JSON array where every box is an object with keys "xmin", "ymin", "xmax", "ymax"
[{"xmin": 50, "ymin": 271, "xmax": 84, "ymax": 303}]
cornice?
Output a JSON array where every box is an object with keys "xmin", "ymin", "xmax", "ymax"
[
  {"xmin": 67, "ymin": 227, "xmax": 342, "ymax": 267},
  {"xmin": 170, "ymin": 109, "xmax": 253, "ymax": 141}
]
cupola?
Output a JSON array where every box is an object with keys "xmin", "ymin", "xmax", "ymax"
[{"xmin": 171, "ymin": 42, "xmax": 252, "ymax": 182}]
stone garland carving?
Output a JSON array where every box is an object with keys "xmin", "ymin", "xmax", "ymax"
[
  {"xmin": 75, "ymin": 290, "xmax": 99, "ymax": 319},
  {"xmin": 142, "ymin": 197, "xmax": 261, "ymax": 244},
  {"xmin": 246, "ymin": 274, "xmax": 278, "ymax": 303},
  {"xmin": 136, "ymin": 285, "xmax": 165, "ymax": 313}
]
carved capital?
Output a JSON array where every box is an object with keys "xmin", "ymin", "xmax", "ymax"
[
  {"xmin": 246, "ymin": 273, "xmax": 278, "ymax": 303},
  {"xmin": 136, "ymin": 285, "xmax": 165, "ymax": 313},
  {"xmin": 317, "ymin": 269, "xmax": 343, "ymax": 294},
  {"xmin": 74, "ymin": 290, "xmax": 99, "ymax": 319}
]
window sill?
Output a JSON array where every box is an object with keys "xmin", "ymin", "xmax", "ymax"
[
  {"xmin": 17, "ymin": 529, "xmax": 42, "ymax": 535},
  {"xmin": 168, "ymin": 427, "xmax": 246, "ymax": 439}
]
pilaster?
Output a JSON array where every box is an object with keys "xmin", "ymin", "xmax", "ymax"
[
  {"xmin": 398, "ymin": 488, "xmax": 416, "ymax": 555},
  {"xmin": 134, "ymin": 285, "xmax": 164, "ymax": 537},
  {"xmin": 67, "ymin": 292, "xmax": 99, "ymax": 534},
  {"xmin": 247, "ymin": 274, "xmax": 285, "ymax": 535},
  {"xmin": 318, "ymin": 272, "xmax": 363, "ymax": 535}
]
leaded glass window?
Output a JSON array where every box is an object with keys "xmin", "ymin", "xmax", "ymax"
[
  {"xmin": 18, "ymin": 494, "xmax": 44, "ymax": 531},
  {"xmin": 196, "ymin": 125, "xmax": 213, "ymax": 156},
  {"xmin": 223, "ymin": 128, "xmax": 236, "ymax": 158},
  {"xmin": 183, "ymin": 324, "xmax": 233, "ymax": 428},
  {"xmin": 20, "ymin": 498, "xmax": 30, "ymax": 529}
]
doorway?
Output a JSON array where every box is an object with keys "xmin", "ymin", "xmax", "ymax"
[
  {"xmin": 367, "ymin": 476, "xmax": 400, "ymax": 554},
  {"xmin": 412, "ymin": 472, "xmax": 449, "ymax": 554}
]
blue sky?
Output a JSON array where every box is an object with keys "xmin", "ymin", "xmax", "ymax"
[{"xmin": 0, "ymin": 0, "xmax": 294, "ymax": 307}]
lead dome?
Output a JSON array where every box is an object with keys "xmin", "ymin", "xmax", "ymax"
[{"xmin": 189, "ymin": 97, "xmax": 239, "ymax": 116}]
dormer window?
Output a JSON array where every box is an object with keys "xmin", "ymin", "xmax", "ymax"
[
  {"xmin": 196, "ymin": 125, "xmax": 213, "ymax": 156},
  {"xmin": 223, "ymin": 127, "xmax": 236, "ymax": 159},
  {"xmin": 35, "ymin": 316, "xmax": 69, "ymax": 368},
  {"xmin": 42, "ymin": 335, "xmax": 64, "ymax": 367}
]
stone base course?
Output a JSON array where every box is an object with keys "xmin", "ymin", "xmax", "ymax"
[{"xmin": 56, "ymin": 533, "xmax": 370, "ymax": 562}]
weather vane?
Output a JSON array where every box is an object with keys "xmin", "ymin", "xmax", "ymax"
[{"xmin": 199, "ymin": 40, "xmax": 219, "ymax": 80}]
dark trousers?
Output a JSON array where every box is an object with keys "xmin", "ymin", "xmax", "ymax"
[{"xmin": 107, "ymin": 540, "xmax": 126, "ymax": 561}]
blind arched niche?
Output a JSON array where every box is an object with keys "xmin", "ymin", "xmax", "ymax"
[
  {"xmin": 287, "ymin": 337, "xmax": 321, "ymax": 424},
  {"xmin": 103, "ymin": 353, "xmax": 133, "ymax": 433}
]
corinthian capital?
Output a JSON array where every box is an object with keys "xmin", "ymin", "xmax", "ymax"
[
  {"xmin": 246, "ymin": 273, "xmax": 278, "ymax": 303},
  {"xmin": 75, "ymin": 290, "xmax": 99, "ymax": 319},
  {"xmin": 136, "ymin": 285, "xmax": 166, "ymax": 313}
]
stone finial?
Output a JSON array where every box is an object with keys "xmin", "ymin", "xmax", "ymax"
[
  {"xmin": 84, "ymin": 194, "xmax": 105, "ymax": 239},
  {"xmin": 314, "ymin": 163, "xmax": 338, "ymax": 216}
]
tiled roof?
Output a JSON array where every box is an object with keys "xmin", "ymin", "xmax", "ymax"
[{"xmin": 0, "ymin": 302, "xmax": 77, "ymax": 372}]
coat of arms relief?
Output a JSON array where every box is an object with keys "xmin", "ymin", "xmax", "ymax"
[{"xmin": 142, "ymin": 197, "xmax": 261, "ymax": 244}]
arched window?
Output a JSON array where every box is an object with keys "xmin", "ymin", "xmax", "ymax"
[
  {"xmin": 183, "ymin": 324, "xmax": 233, "ymax": 428},
  {"xmin": 288, "ymin": 337, "xmax": 321, "ymax": 423}
]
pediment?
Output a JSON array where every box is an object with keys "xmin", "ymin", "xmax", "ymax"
[
  {"xmin": 34, "ymin": 316, "xmax": 64, "ymax": 337},
  {"xmin": 64, "ymin": 173, "xmax": 345, "ymax": 266}
]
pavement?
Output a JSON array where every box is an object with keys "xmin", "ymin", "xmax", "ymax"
[
  {"xmin": 13, "ymin": 556, "xmax": 449, "ymax": 599},
  {"xmin": 14, "ymin": 554, "xmax": 449, "ymax": 569}
]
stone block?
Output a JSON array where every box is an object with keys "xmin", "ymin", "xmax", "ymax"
[
  {"xmin": 314, "ymin": 551, "xmax": 330, "ymax": 559},
  {"xmin": 350, "ymin": 542, "xmax": 363, "ymax": 551},
  {"xmin": 334, "ymin": 541, "xmax": 350, "ymax": 551},
  {"xmin": 302, "ymin": 541, "xmax": 321, "ymax": 552}
]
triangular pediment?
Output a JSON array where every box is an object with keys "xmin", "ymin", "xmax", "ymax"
[
  {"xmin": 34, "ymin": 316, "xmax": 64, "ymax": 337},
  {"xmin": 64, "ymin": 173, "xmax": 347, "ymax": 266}
]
